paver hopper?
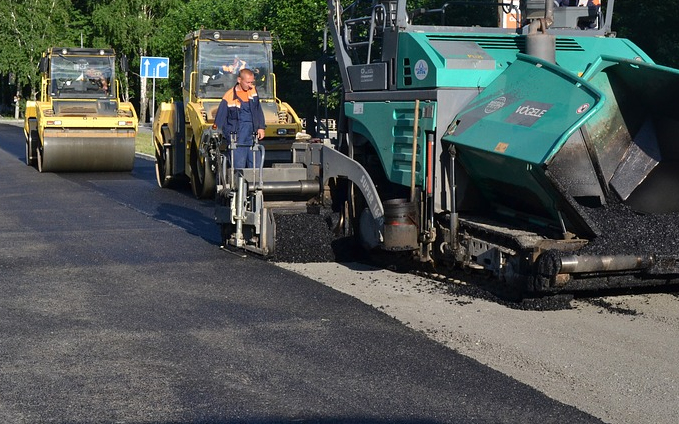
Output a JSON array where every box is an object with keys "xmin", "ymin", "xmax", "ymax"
[{"xmin": 445, "ymin": 54, "xmax": 679, "ymax": 237}]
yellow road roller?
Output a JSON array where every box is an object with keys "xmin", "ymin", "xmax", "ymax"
[
  {"xmin": 24, "ymin": 47, "xmax": 138, "ymax": 172},
  {"xmin": 152, "ymin": 30, "xmax": 303, "ymax": 198}
]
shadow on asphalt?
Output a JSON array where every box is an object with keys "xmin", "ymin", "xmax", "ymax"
[
  {"xmin": 153, "ymin": 200, "xmax": 220, "ymax": 244},
  {"xmin": 0, "ymin": 122, "xmax": 222, "ymax": 246}
]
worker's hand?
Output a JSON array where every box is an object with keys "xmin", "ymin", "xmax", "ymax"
[{"xmin": 257, "ymin": 129, "xmax": 265, "ymax": 140}]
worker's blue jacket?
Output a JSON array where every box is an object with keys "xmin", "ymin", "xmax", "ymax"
[{"xmin": 214, "ymin": 84, "xmax": 266, "ymax": 141}]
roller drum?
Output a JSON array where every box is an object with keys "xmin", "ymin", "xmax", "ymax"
[{"xmin": 41, "ymin": 128, "xmax": 136, "ymax": 172}]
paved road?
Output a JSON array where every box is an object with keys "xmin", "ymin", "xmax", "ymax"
[{"xmin": 0, "ymin": 122, "xmax": 601, "ymax": 423}]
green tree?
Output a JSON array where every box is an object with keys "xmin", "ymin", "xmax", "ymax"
[
  {"xmin": 151, "ymin": 0, "xmax": 328, "ymax": 122},
  {"xmin": 0, "ymin": 0, "xmax": 82, "ymax": 101},
  {"xmin": 5, "ymin": 0, "xmax": 678, "ymax": 122},
  {"xmin": 613, "ymin": 1, "xmax": 679, "ymax": 68},
  {"xmin": 258, "ymin": 0, "xmax": 330, "ymax": 123},
  {"xmin": 90, "ymin": 0, "xmax": 183, "ymax": 122},
  {"xmin": 151, "ymin": 0, "xmax": 269, "ymax": 105}
]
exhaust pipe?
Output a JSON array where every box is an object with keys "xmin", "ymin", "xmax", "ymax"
[{"xmin": 526, "ymin": 0, "xmax": 556, "ymax": 64}]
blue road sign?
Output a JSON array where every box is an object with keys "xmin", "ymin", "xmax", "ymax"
[{"xmin": 140, "ymin": 56, "xmax": 169, "ymax": 78}]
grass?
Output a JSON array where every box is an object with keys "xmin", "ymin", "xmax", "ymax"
[{"xmin": 135, "ymin": 129, "xmax": 155, "ymax": 157}]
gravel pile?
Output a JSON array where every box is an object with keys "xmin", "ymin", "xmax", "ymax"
[
  {"xmin": 269, "ymin": 201, "xmax": 679, "ymax": 309},
  {"xmin": 270, "ymin": 210, "xmax": 362, "ymax": 263},
  {"xmin": 441, "ymin": 275, "xmax": 576, "ymax": 311},
  {"xmin": 580, "ymin": 203, "xmax": 679, "ymax": 256},
  {"xmin": 417, "ymin": 267, "xmax": 575, "ymax": 310},
  {"xmin": 583, "ymin": 298, "xmax": 638, "ymax": 315},
  {"xmin": 270, "ymin": 199, "xmax": 679, "ymax": 261}
]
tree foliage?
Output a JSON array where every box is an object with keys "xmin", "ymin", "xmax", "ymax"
[
  {"xmin": 256, "ymin": 0, "xmax": 328, "ymax": 117},
  {"xmin": 613, "ymin": 2, "xmax": 679, "ymax": 68},
  {"xmin": 150, "ymin": 0, "xmax": 269, "ymax": 106},
  {"xmin": 2, "ymin": 0, "xmax": 679, "ymax": 119},
  {"xmin": 90, "ymin": 0, "xmax": 183, "ymax": 120},
  {"xmin": 148, "ymin": 0, "xmax": 327, "ymax": 120},
  {"xmin": 0, "ymin": 0, "xmax": 83, "ymax": 98}
]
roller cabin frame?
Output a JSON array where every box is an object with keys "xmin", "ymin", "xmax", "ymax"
[{"xmin": 152, "ymin": 29, "xmax": 303, "ymax": 199}]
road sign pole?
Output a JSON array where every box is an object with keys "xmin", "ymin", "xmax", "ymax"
[
  {"xmin": 152, "ymin": 76, "xmax": 156, "ymax": 124},
  {"xmin": 140, "ymin": 56, "xmax": 169, "ymax": 124}
]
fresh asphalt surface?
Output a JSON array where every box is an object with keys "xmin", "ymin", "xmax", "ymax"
[{"xmin": 0, "ymin": 122, "xmax": 602, "ymax": 423}]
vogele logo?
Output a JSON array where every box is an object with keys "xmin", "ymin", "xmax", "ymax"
[
  {"xmin": 414, "ymin": 60, "xmax": 428, "ymax": 80},
  {"xmin": 485, "ymin": 96, "xmax": 506, "ymax": 114}
]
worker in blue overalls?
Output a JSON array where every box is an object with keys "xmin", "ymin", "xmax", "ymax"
[{"xmin": 214, "ymin": 68, "xmax": 266, "ymax": 169}]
